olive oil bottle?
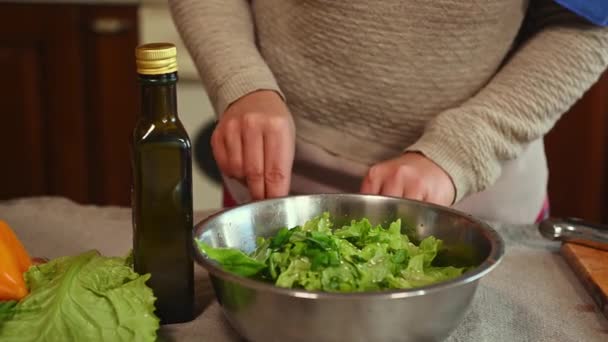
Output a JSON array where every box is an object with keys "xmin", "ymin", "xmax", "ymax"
[{"xmin": 132, "ymin": 43, "xmax": 194, "ymax": 324}]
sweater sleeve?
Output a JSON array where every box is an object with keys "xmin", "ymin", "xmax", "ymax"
[
  {"xmin": 405, "ymin": 0, "xmax": 608, "ymax": 203},
  {"xmin": 168, "ymin": 0, "xmax": 284, "ymax": 115}
]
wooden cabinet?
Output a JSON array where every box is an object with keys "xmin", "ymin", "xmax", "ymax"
[
  {"xmin": 0, "ymin": 3, "xmax": 138, "ymax": 206},
  {"xmin": 544, "ymin": 71, "xmax": 608, "ymax": 223}
]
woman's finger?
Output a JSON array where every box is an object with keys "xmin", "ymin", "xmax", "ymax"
[
  {"xmin": 263, "ymin": 129, "xmax": 292, "ymax": 198},
  {"xmin": 211, "ymin": 129, "xmax": 229, "ymax": 176},
  {"xmin": 360, "ymin": 165, "xmax": 385, "ymax": 195},
  {"xmin": 379, "ymin": 173, "xmax": 404, "ymax": 198},
  {"xmin": 242, "ymin": 128, "xmax": 265, "ymax": 201},
  {"xmin": 223, "ymin": 121, "xmax": 244, "ymax": 179},
  {"xmin": 401, "ymin": 175, "xmax": 425, "ymax": 202}
]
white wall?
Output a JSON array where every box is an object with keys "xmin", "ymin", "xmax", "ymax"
[{"xmin": 138, "ymin": 1, "xmax": 222, "ymax": 211}]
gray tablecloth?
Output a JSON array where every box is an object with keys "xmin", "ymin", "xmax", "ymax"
[{"xmin": 1, "ymin": 197, "xmax": 607, "ymax": 341}]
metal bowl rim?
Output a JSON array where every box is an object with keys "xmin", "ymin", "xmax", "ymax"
[{"xmin": 192, "ymin": 193, "xmax": 505, "ymax": 299}]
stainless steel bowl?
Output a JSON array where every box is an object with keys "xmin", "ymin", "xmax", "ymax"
[{"xmin": 193, "ymin": 194, "xmax": 504, "ymax": 342}]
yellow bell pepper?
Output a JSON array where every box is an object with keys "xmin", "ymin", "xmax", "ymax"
[{"xmin": 0, "ymin": 220, "xmax": 32, "ymax": 301}]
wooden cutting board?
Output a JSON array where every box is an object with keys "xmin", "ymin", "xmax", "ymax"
[{"xmin": 561, "ymin": 242, "xmax": 608, "ymax": 319}]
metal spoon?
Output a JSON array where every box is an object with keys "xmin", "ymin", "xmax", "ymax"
[{"xmin": 539, "ymin": 217, "xmax": 608, "ymax": 251}]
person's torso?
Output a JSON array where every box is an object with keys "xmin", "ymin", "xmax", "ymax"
[
  {"xmin": 222, "ymin": 1, "xmax": 548, "ymax": 224},
  {"xmin": 252, "ymin": 0, "xmax": 529, "ymax": 162},
  {"xmin": 224, "ymin": 136, "xmax": 548, "ymax": 225}
]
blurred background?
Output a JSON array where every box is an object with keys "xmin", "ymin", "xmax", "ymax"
[
  {"xmin": 0, "ymin": 0, "xmax": 222, "ymax": 211},
  {"xmin": 1, "ymin": 0, "xmax": 607, "ymax": 222}
]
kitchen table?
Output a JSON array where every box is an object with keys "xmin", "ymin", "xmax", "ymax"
[{"xmin": 1, "ymin": 196, "xmax": 606, "ymax": 342}]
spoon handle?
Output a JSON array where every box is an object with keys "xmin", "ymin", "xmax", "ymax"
[{"xmin": 539, "ymin": 217, "xmax": 608, "ymax": 251}]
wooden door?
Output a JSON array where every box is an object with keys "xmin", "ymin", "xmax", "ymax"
[
  {"xmin": 0, "ymin": 4, "xmax": 138, "ymax": 206},
  {"xmin": 81, "ymin": 6, "xmax": 139, "ymax": 206},
  {"xmin": 0, "ymin": 5, "xmax": 89, "ymax": 203},
  {"xmin": 544, "ymin": 70, "xmax": 608, "ymax": 223},
  {"xmin": 0, "ymin": 44, "xmax": 46, "ymax": 198}
]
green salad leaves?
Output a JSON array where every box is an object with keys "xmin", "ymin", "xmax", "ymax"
[
  {"xmin": 0, "ymin": 250, "xmax": 159, "ymax": 342},
  {"xmin": 198, "ymin": 213, "xmax": 468, "ymax": 292}
]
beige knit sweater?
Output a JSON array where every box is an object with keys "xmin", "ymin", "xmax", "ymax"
[{"xmin": 169, "ymin": 0, "xmax": 608, "ymax": 221}]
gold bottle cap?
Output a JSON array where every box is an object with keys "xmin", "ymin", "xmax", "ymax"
[{"xmin": 135, "ymin": 42, "xmax": 178, "ymax": 75}]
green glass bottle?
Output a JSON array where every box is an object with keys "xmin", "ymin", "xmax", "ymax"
[{"xmin": 132, "ymin": 43, "xmax": 194, "ymax": 324}]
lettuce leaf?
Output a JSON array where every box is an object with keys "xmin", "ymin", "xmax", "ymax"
[
  {"xmin": 0, "ymin": 250, "xmax": 159, "ymax": 342},
  {"xmin": 197, "ymin": 241, "xmax": 266, "ymax": 277},
  {"xmin": 197, "ymin": 213, "xmax": 471, "ymax": 293},
  {"xmin": 0, "ymin": 301, "xmax": 17, "ymax": 322}
]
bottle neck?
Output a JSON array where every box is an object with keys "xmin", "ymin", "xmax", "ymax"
[{"xmin": 139, "ymin": 72, "xmax": 178, "ymax": 121}]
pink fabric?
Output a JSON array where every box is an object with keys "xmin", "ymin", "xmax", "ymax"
[
  {"xmin": 535, "ymin": 196, "xmax": 551, "ymax": 223},
  {"xmin": 222, "ymin": 185, "xmax": 237, "ymax": 208}
]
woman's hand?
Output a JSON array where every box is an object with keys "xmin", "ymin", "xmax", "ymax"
[
  {"xmin": 360, "ymin": 152, "xmax": 455, "ymax": 206},
  {"xmin": 211, "ymin": 90, "xmax": 296, "ymax": 200}
]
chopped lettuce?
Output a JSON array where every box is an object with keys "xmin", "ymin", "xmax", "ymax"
[
  {"xmin": 0, "ymin": 250, "xmax": 159, "ymax": 342},
  {"xmin": 197, "ymin": 213, "xmax": 470, "ymax": 292},
  {"xmin": 197, "ymin": 243, "xmax": 266, "ymax": 277}
]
